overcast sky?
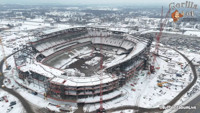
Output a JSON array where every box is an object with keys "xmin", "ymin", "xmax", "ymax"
[{"xmin": 0, "ymin": 0, "xmax": 199, "ymax": 6}]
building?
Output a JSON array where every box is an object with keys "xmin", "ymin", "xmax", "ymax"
[{"xmin": 14, "ymin": 27, "xmax": 153, "ymax": 103}]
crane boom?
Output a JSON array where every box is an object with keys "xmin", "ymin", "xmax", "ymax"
[
  {"xmin": 151, "ymin": 7, "xmax": 171, "ymax": 73},
  {"xmin": 154, "ymin": 8, "xmax": 171, "ymax": 60}
]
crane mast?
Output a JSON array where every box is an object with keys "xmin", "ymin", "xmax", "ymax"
[{"xmin": 151, "ymin": 7, "xmax": 171, "ymax": 73}]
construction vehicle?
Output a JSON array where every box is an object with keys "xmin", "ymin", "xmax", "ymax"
[
  {"xmin": 176, "ymin": 73, "xmax": 182, "ymax": 77},
  {"xmin": 177, "ymin": 62, "xmax": 183, "ymax": 65},
  {"xmin": 132, "ymin": 88, "xmax": 136, "ymax": 91},
  {"xmin": 0, "ymin": 37, "xmax": 9, "ymax": 71},
  {"xmin": 157, "ymin": 82, "xmax": 168, "ymax": 87},
  {"xmin": 3, "ymin": 96, "xmax": 8, "ymax": 102}
]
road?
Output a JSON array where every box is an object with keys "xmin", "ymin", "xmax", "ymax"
[
  {"xmin": 164, "ymin": 49, "xmax": 197, "ymax": 105},
  {"xmin": 175, "ymin": 94, "xmax": 200, "ymax": 113},
  {"xmin": 0, "ymin": 52, "xmax": 35, "ymax": 113},
  {"xmin": 174, "ymin": 52, "xmax": 200, "ymax": 113}
]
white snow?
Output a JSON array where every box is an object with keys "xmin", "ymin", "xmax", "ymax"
[
  {"xmin": 0, "ymin": 89, "xmax": 23, "ymax": 113},
  {"xmin": 105, "ymin": 42, "xmax": 147, "ymax": 68},
  {"xmin": 19, "ymin": 61, "xmax": 63, "ymax": 79},
  {"xmin": 85, "ymin": 57, "xmax": 101, "ymax": 66},
  {"xmin": 112, "ymin": 109, "xmax": 136, "ymax": 113},
  {"xmin": 1, "ymin": 13, "xmax": 200, "ymax": 113},
  {"xmin": 83, "ymin": 46, "xmax": 193, "ymax": 112}
]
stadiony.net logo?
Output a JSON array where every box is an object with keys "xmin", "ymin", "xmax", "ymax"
[{"xmin": 169, "ymin": 1, "xmax": 198, "ymax": 22}]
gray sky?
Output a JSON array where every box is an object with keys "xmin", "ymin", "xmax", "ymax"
[{"xmin": 0, "ymin": 0, "xmax": 199, "ymax": 6}]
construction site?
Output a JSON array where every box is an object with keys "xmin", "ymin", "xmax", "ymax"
[
  {"xmin": 9, "ymin": 27, "xmax": 152, "ymax": 112},
  {"xmin": 0, "ymin": 2, "xmax": 200, "ymax": 113}
]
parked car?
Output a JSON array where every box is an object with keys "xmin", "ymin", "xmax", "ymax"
[
  {"xmin": 176, "ymin": 73, "xmax": 182, "ymax": 77},
  {"xmin": 7, "ymin": 106, "xmax": 13, "ymax": 113},
  {"xmin": 10, "ymin": 101, "xmax": 16, "ymax": 106},
  {"xmin": 0, "ymin": 97, "xmax": 4, "ymax": 101},
  {"xmin": 132, "ymin": 88, "xmax": 136, "ymax": 91},
  {"xmin": 3, "ymin": 96, "xmax": 8, "ymax": 102},
  {"xmin": 32, "ymin": 92, "xmax": 38, "ymax": 95}
]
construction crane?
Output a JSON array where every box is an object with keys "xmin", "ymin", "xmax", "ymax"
[
  {"xmin": 150, "ymin": 7, "xmax": 171, "ymax": 73},
  {"xmin": 157, "ymin": 82, "xmax": 169, "ymax": 87},
  {"xmin": 157, "ymin": 79, "xmax": 174, "ymax": 87},
  {"xmin": 97, "ymin": 31, "xmax": 106, "ymax": 113},
  {"xmin": 0, "ymin": 37, "xmax": 9, "ymax": 75}
]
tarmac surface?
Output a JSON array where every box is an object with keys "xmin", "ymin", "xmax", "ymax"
[{"xmin": 175, "ymin": 94, "xmax": 200, "ymax": 113}]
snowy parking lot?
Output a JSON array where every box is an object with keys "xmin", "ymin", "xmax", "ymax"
[{"xmin": 0, "ymin": 89, "xmax": 23, "ymax": 113}]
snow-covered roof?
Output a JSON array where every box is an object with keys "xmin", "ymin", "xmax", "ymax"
[
  {"xmin": 105, "ymin": 42, "xmax": 147, "ymax": 68},
  {"xmin": 51, "ymin": 73, "xmax": 118, "ymax": 87},
  {"xmin": 42, "ymin": 26, "xmax": 84, "ymax": 35},
  {"xmin": 184, "ymin": 31, "xmax": 200, "ymax": 37},
  {"xmin": 19, "ymin": 59, "xmax": 118, "ymax": 87},
  {"xmin": 19, "ymin": 62, "xmax": 63, "ymax": 78},
  {"xmin": 42, "ymin": 28, "xmax": 68, "ymax": 35}
]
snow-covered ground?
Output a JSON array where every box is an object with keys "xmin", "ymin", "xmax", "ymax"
[
  {"xmin": 184, "ymin": 30, "xmax": 200, "ymax": 37},
  {"xmin": 0, "ymin": 89, "xmax": 24, "ymax": 113},
  {"xmin": 45, "ymin": 46, "xmax": 93, "ymax": 69},
  {"xmin": 1, "ymin": 16, "xmax": 200, "ymax": 113},
  {"xmin": 85, "ymin": 56, "xmax": 101, "ymax": 66},
  {"xmin": 1, "ymin": 51, "xmax": 78, "ymax": 113},
  {"xmin": 1, "ymin": 40, "xmax": 198, "ymax": 113},
  {"xmin": 3, "ymin": 69, "xmax": 77, "ymax": 113},
  {"xmin": 83, "ymin": 46, "xmax": 193, "ymax": 112},
  {"xmin": 0, "ymin": 37, "xmax": 19, "ymax": 113},
  {"xmin": 164, "ymin": 50, "xmax": 200, "ymax": 113}
]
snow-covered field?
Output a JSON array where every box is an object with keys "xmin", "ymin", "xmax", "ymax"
[
  {"xmin": 85, "ymin": 56, "xmax": 101, "ymax": 66},
  {"xmin": 45, "ymin": 46, "xmax": 93, "ymax": 69},
  {"xmin": 0, "ymin": 89, "xmax": 24, "ymax": 113}
]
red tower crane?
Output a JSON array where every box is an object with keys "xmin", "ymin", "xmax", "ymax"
[
  {"xmin": 97, "ymin": 31, "xmax": 106, "ymax": 113},
  {"xmin": 150, "ymin": 7, "xmax": 171, "ymax": 73}
]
